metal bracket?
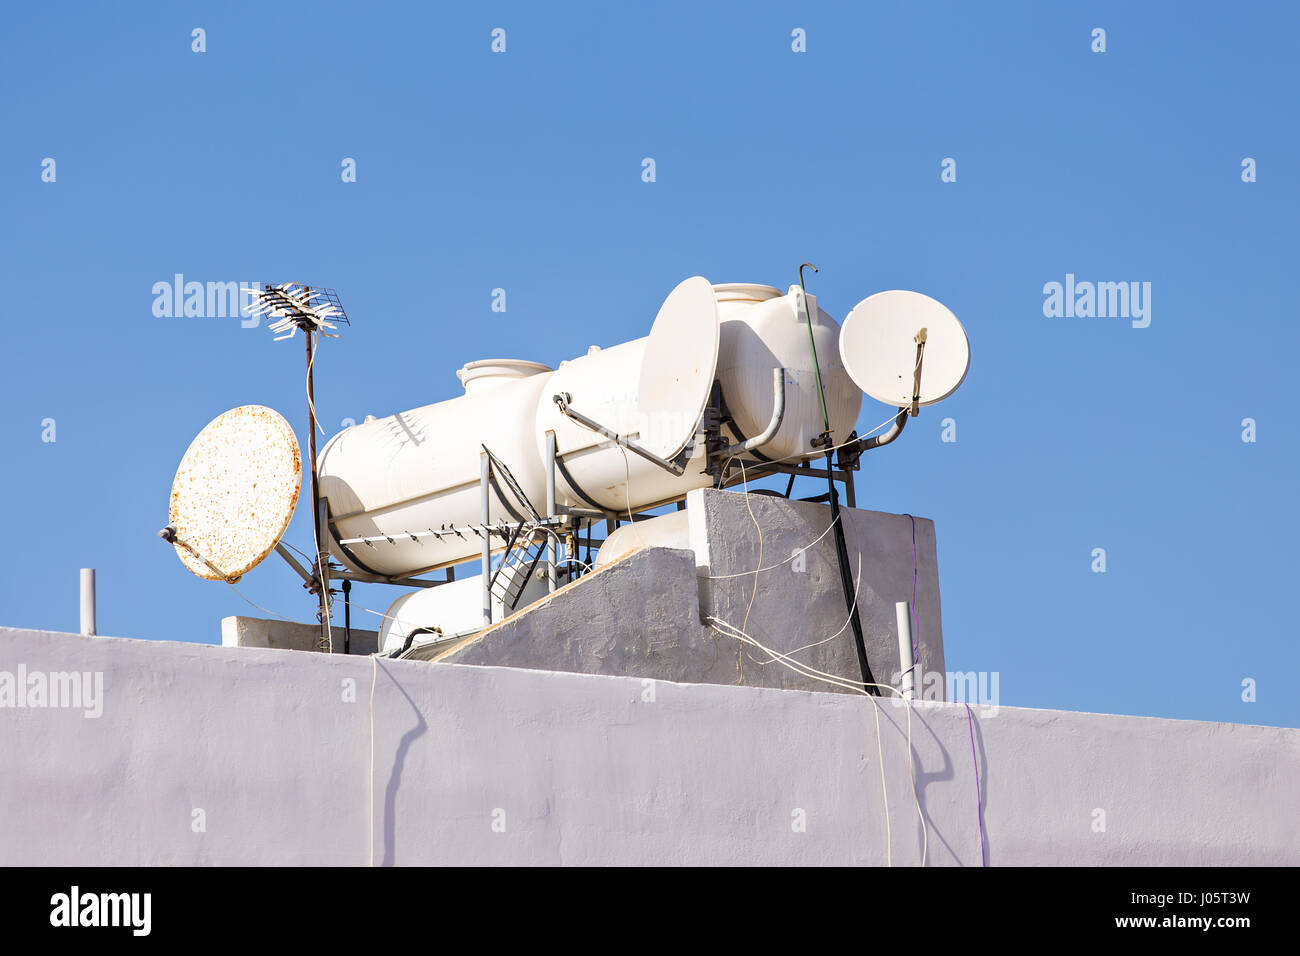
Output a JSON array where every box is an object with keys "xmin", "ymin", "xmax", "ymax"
[{"xmin": 552, "ymin": 392, "xmax": 691, "ymax": 477}]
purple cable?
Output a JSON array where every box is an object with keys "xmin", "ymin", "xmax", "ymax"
[
  {"xmin": 964, "ymin": 703, "xmax": 987, "ymax": 866},
  {"xmin": 904, "ymin": 514, "xmax": 985, "ymax": 865},
  {"xmin": 906, "ymin": 515, "xmax": 920, "ymax": 668}
]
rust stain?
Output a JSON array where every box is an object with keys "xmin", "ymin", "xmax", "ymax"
[{"xmin": 168, "ymin": 405, "xmax": 302, "ymax": 581}]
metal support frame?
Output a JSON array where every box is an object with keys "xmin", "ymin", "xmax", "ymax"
[
  {"xmin": 343, "ymin": 579, "xmax": 352, "ymax": 655},
  {"xmin": 545, "ymin": 430, "xmax": 558, "ymax": 592},
  {"xmin": 480, "ymin": 450, "xmax": 491, "ymax": 627},
  {"xmin": 552, "ymin": 392, "xmax": 690, "ymax": 477},
  {"xmin": 303, "ymin": 311, "xmax": 332, "ymax": 652},
  {"xmin": 316, "ymin": 497, "xmax": 332, "ymax": 650}
]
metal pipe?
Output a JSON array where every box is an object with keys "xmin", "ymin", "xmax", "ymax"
[
  {"xmin": 79, "ymin": 568, "xmax": 96, "ymax": 636},
  {"xmin": 552, "ymin": 393, "xmax": 687, "ymax": 476},
  {"xmin": 304, "ymin": 312, "xmax": 330, "ymax": 652},
  {"xmin": 796, "ymin": 263, "xmax": 832, "ymax": 446},
  {"xmin": 719, "ymin": 368, "xmax": 786, "ymax": 457},
  {"xmin": 343, "ymin": 579, "xmax": 352, "ymax": 655},
  {"xmin": 545, "ymin": 430, "xmax": 557, "ymax": 593},
  {"xmin": 480, "ymin": 451, "xmax": 491, "ymax": 627},
  {"xmin": 317, "ymin": 497, "xmax": 332, "ymax": 652},
  {"xmin": 275, "ymin": 542, "xmax": 314, "ymax": 586},
  {"xmin": 861, "ymin": 407, "xmax": 910, "ymax": 451},
  {"xmin": 896, "ymin": 601, "xmax": 916, "ymax": 700},
  {"xmin": 795, "ymin": 263, "xmax": 877, "ymax": 694}
]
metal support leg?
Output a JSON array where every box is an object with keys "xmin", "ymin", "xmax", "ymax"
[
  {"xmin": 317, "ymin": 497, "xmax": 332, "ymax": 652},
  {"xmin": 343, "ymin": 579, "xmax": 352, "ymax": 655},
  {"xmin": 545, "ymin": 430, "xmax": 557, "ymax": 593},
  {"xmin": 480, "ymin": 451, "xmax": 492, "ymax": 627}
]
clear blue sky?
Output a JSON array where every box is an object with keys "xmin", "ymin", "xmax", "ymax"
[{"xmin": 3, "ymin": 1, "xmax": 1296, "ymax": 728}]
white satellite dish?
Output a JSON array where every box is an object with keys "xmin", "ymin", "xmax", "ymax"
[
  {"xmin": 635, "ymin": 275, "xmax": 721, "ymax": 459},
  {"xmin": 167, "ymin": 405, "xmax": 302, "ymax": 582},
  {"xmin": 839, "ymin": 290, "xmax": 970, "ymax": 408}
]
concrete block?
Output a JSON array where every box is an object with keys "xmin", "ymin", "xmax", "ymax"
[
  {"xmin": 221, "ymin": 616, "xmax": 378, "ymax": 655},
  {"xmin": 436, "ymin": 489, "xmax": 945, "ymax": 698}
]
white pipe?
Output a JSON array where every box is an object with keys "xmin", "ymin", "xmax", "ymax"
[
  {"xmin": 480, "ymin": 452, "xmax": 491, "ymax": 627},
  {"xmin": 79, "ymin": 568, "xmax": 96, "ymax": 637},
  {"xmin": 895, "ymin": 600, "xmax": 915, "ymax": 700},
  {"xmin": 720, "ymin": 368, "xmax": 786, "ymax": 457}
]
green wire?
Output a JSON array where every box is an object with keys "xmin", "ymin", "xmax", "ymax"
[{"xmin": 798, "ymin": 263, "xmax": 832, "ymax": 438}]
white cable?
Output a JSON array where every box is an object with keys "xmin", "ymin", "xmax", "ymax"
[
  {"xmin": 735, "ymin": 405, "xmax": 906, "ymax": 470},
  {"xmin": 306, "ymin": 332, "xmax": 326, "ymax": 436},
  {"xmin": 305, "ymin": 330, "xmax": 333, "ymax": 654},
  {"xmin": 223, "ymin": 580, "xmax": 296, "ymax": 622},
  {"xmin": 617, "ymin": 444, "xmax": 636, "ymax": 524},
  {"xmin": 706, "ymin": 406, "xmax": 903, "ymax": 582},
  {"xmin": 736, "ymin": 459, "xmax": 763, "ymax": 682},
  {"xmin": 368, "ymin": 653, "xmax": 377, "ymax": 867},
  {"xmin": 705, "ymin": 514, "xmax": 842, "ymax": 579},
  {"xmin": 753, "ymin": 551, "xmax": 863, "ymax": 663},
  {"xmin": 707, "ymin": 614, "xmax": 928, "ymax": 867}
]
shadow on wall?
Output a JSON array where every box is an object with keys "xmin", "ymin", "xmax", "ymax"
[{"xmin": 376, "ymin": 660, "xmax": 428, "ymax": 867}]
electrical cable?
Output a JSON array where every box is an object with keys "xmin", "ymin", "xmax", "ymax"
[
  {"xmin": 368, "ymin": 654, "xmax": 377, "ymax": 867},
  {"xmin": 223, "ymin": 580, "xmax": 296, "ymax": 622},
  {"xmin": 304, "ymin": 329, "xmax": 333, "ymax": 653},
  {"xmin": 752, "ymin": 552, "xmax": 863, "ymax": 663},
  {"xmin": 793, "ymin": 264, "xmax": 876, "ymax": 694},
  {"xmin": 707, "ymin": 614, "xmax": 928, "ymax": 866},
  {"xmin": 905, "ymin": 514, "xmax": 920, "ymax": 670},
  {"xmin": 965, "ymin": 703, "xmax": 987, "ymax": 867},
  {"xmin": 618, "ymin": 444, "xmax": 636, "ymax": 524},
  {"xmin": 736, "ymin": 459, "xmax": 763, "ymax": 682}
]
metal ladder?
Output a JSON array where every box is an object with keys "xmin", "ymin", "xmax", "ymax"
[
  {"xmin": 482, "ymin": 444, "xmax": 548, "ymax": 612},
  {"xmin": 489, "ymin": 522, "xmax": 549, "ymax": 611}
]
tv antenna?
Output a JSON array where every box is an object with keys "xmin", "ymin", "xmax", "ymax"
[{"xmin": 243, "ymin": 283, "xmax": 350, "ymax": 650}]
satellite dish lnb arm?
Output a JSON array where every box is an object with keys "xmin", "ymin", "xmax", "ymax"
[{"xmin": 860, "ymin": 332, "xmax": 927, "ymax": 452}]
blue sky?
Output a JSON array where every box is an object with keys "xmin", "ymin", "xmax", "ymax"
[{"xmin": 2, "ymin": 1, "xmax": 1296, "ymax": 728}]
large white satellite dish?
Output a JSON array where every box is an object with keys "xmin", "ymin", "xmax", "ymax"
[
  {"xmin": 635, "ymin": 275, "xmax": 721, "ymax": 459},
  {"xmin": 167, "ymin": 405, "xmax": 302, "ymax": 582},
  {"xmin": 839, "ymin": 290, "xmax": 970, "ymax": 408}
]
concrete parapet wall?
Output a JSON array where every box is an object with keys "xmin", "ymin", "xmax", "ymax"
[{"xmin": 0, "ymin": 626, "xmax": 1294, "ymax": 866}]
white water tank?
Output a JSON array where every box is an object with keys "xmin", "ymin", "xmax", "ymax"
[
  {"xmin": 316, "ymin": 278, "xmax": 862, "ymax": 578},
  {"xmin": 594, "ymin": 510, "xmax": 692, "ymax": 567},
  {"xmin": 714, "ymin": 284, "xmax": 860, "ymax": 461},
  {"xmin": 378, "ymin": 565, "xmax": 551, "ymax": 653}
]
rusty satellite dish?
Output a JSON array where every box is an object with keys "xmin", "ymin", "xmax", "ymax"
[{"xmin": 166, "ymin": 405, "xmax": 302, "ymax": 582}]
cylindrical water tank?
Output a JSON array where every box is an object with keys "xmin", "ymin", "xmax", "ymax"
[
  {"xmin": 594, "ymin": 510, "xmax": 692, "ymax": 568},
  {"xmin": 316, "ymin": 281, "xmax": 863, "ymax": 578},
  {"xmin": 378, "ymin": 564, "xmax": 552, "ymax": 653},
  {"xmin": 317, "ymin": 361, "xmax": 554, "ymax": 577},
  {"xmin": 534, "ymin": 337, "xmax": 714, "ymax": 514},
  {"xmin": 714, "ymin": 284, "xmax": 861, "ymax": 460}
]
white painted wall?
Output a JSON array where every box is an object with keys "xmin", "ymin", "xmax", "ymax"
[{"xmin": 0, "ymin": 626, "xmax": 1295, "ymax": 865}]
